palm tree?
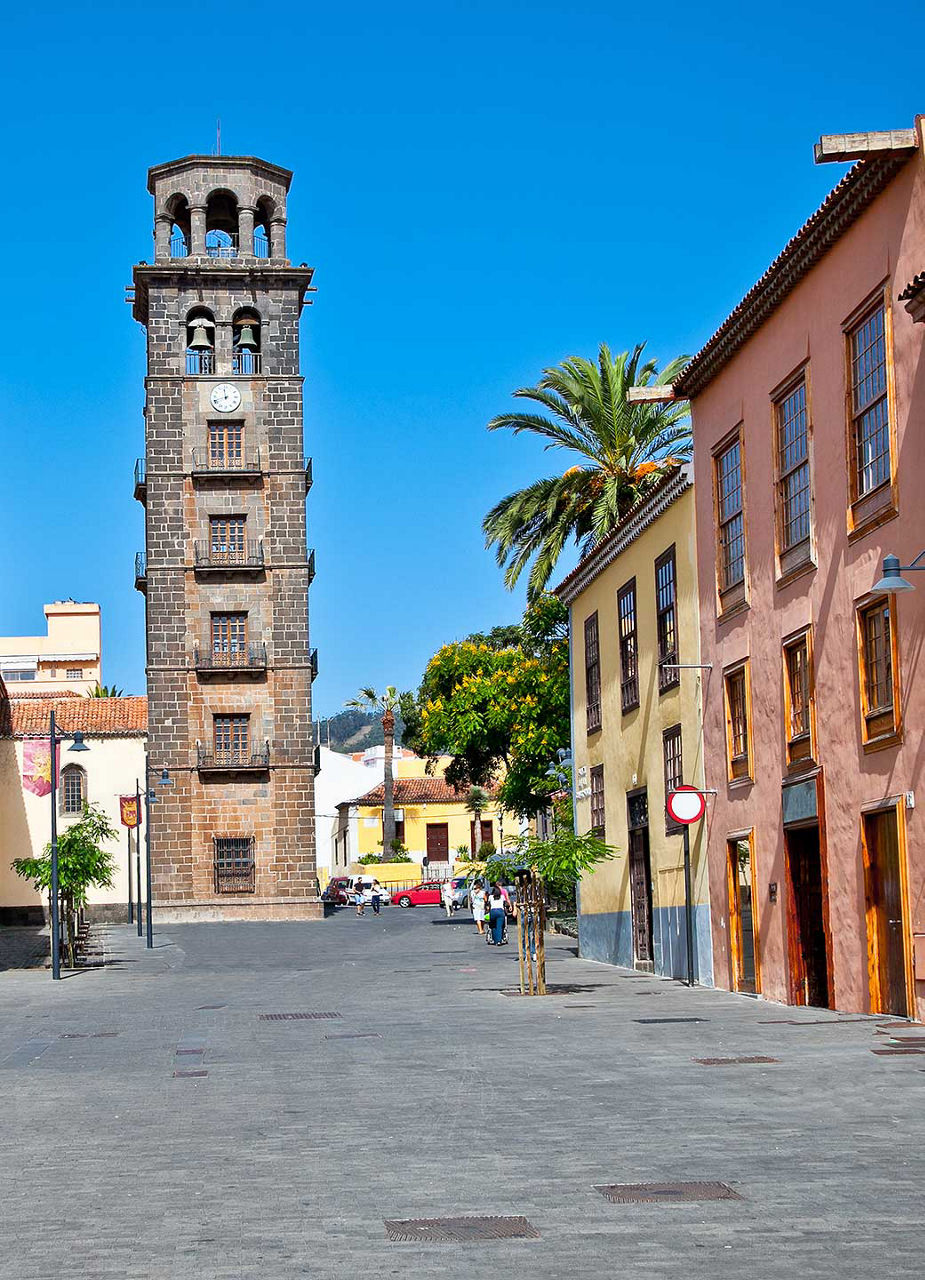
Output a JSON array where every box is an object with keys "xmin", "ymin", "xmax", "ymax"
[
  {"xmin": 85, "ymin": 683, "xmax": 124, "ymax": 698},
  {"xmin": 465, "ymin": 785, "xmax": 491, "ymax": 857},
  {"xmin": 483, "ymin": 343, "xmax": 691, "ymax": 599},
  {"xmin": 345, "ymin": 686, "xmax": 402, "ymax": 856}
]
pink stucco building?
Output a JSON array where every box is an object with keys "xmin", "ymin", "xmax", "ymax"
[{"xmin": 676, "ymin": 122, "xmax": 925, "ymax": 1016}]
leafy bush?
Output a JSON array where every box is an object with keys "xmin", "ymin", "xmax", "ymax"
[
  {"xmin": 358, "ymin": 853, "xmax": 382, "ymax": 865},
  {"xmin": 477, "ymin": 841, "xmax": 496, "ymax": 859}
]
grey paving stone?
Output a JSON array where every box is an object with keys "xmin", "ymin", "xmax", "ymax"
[{"xmin": 0, "ymin": 910, "xmax": 919, "ymax": 1278}]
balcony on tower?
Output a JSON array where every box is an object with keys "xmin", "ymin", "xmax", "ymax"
[
  {"xmin": 134, "ymin": 551, "xmax": 147, "ymax": 593},
  {"xmin": 197, "ymin": 741, "xmax": 271, "ymax": 776},
  {"xmin": 194, "ymin": 536, "xmax": 265, "ymax": 577},
  {"xmin": 304, "ymin": 457, "xmax": 313, "ymax": 494},
  {"xmin": 134, "ymin": 457, "xmax": 147, "ymax": 504},
  {"xmin": 194, "ymin": 641, "xmax": 267, "ymax": 679},
  {"xmin": 191, "ymin": 447, "xmax": 262, "ymax": 481}
]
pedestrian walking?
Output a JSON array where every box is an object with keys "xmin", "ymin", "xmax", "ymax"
[
  {"xmin": 441, "ymin": 879, "xmax": 455, "ymax": 919},
  {"xmin": 487, "ymin": 883, "xmax": 507, "ymax": 945},
  {"xmin": 470, "ymin": 881, "xmax": 487, "ymax": 935},
  {"xmin": 354, "ymin": 886, "xmax": 366, "ymax": 917},
  {"xmin": 371, "ymin": 880, "xmax": 384, "ymax": 915}
]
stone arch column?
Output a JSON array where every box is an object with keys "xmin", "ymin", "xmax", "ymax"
[
  {"xmin": 154, "ymin": 214, "xmax": 172, "ymax": 259},
  {"xmin": 190, "ymin": 204, "xmax": 207, "ymax": 256},
  {"xmin": 238, "ymin": 205, "xmax": 256, "ymax": 256},
  {"xmin": 270, "ymin": 216, "xmax": 287, "ymax": 261}
]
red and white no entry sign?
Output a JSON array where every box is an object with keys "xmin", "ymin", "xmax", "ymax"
[{"xmin": 667, "ymin": 786, "xmax": 706, "ymax": 825}]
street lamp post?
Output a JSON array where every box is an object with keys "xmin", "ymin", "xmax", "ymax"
[
  {"xmin": 48, "ymin": 710, "xmax": 90, "ymax": 981},
  {"xmin": 143, "ymin": 760, "xmax": 172, "ymax": 949}
]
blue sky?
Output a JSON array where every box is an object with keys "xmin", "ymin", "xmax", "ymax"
[{"xmin": 1, "ymin": 0, "xmax": 922, "ymax": 715}]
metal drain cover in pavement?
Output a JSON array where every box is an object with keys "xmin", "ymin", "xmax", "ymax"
[
  {"xmin": 258, "ymin": 1012, "xmax": 342, "ymax": 1021},
  {"xmin": 596, "ymin": 1182, "xmax": 741, "ymax": 1203},
  {"xmin": 694, "ymin": 1056, "xmax": 779, "ymax": 1066},
  {"xmin": 384, "ymin": 1216, "xmax": 540, "ymax": 1243},
  {"xmin": 635, "ymin": 1017, "xmax": 706, "ymax": 1024}
]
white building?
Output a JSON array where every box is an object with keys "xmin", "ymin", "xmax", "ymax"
[
  {"xmin": 313, "ymin": 745, "xmax": 385, "ymax": 885},
  {"xmin": 0, "ymin": 602, "xmax": 103, "ymax": 694}
]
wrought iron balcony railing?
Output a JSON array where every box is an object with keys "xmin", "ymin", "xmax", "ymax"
[
  {"xmin": 231, "ymin": 350, "xmax": 262, "ymax": 375},
  {"xmin": 170, "ymin": 235, "xmax": 189, "ymax": 258},
  {"xmin": 304, "ymin": 457, "xmax": 313, "ymax": 493},
  {"xmin": 194, "ymin": 540, "xmax": 264, "ymax": 570},
  {"xmin": 134, "ymin": 551, "xmax": 147, "ymax": 592},
  {"xmin": 307, "ymin": 549, "xmax": 316, "ymax": 584},
  {"xmin": 310, "ymin": 648, "xmax": 318, "ymax": 681},
  {"xmin": 253, "ymin": 233, "xmax": 270, "ymax": 258},
  {"xmin": 195, "ymin": 643, "xmax": 267, "ymax": 673},
  {"xmin": 197, "ymin": 743, "xmax": 270, "ymax": 772},
  {"xmin": 191, "ymin": 448, "xmax": 262, "ymax": 476},
  {"xmin": 134, "ymin": 457, "xmax": 147, "ymax": 502},
  {"xmin": 186, "ymin": 350, "xmax": 215, "ymax": 375},
  {"xmin": 206, "ymin": 232, "xmax": 239, "ymax": 259}
]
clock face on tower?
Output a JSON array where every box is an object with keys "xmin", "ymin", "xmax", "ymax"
[{"xmin": 210, "ymin": 383, "xmax": 242, "ymax": 413}]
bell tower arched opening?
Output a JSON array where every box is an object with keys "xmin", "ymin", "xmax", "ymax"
[
  {"xmin": 167, "ymin": 193, "xmax": 191, "ymax": 258},
  {"xmin": 185, "ymin": 307, "xmax": 215, "ymax": 375},
  {"xmin": 232, "ymin": 308, "xmax": 261, "ymax": 376},
  {"xmin": 205, "ymin": 189, "xmax": 239, "ymax": 259}
]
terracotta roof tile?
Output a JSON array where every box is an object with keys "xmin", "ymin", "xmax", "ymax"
[
  {"xmin": 1, "ymin": 695, "xmax": 147, "ymax": 738},
  {"xmin": 2, "ymin": 689, "xmax": 81, "ymax": 698},
  {"xmin": 350, "ymin": 777, "xmax": 495, "ymax": 807}
]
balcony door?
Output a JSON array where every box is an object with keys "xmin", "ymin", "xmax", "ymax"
[
  {"xmin": 212, "ymin": 613, "xmax": 246, "ymax": 657},
  {"xmin": 214, "ymin": 714, "xmax": 249, "ymax": 761},
  {"xmin": 727, "ymin": 835, "xmax": 759, "ymax": 994},
  {"xmin": 210, "ymin": 517, "xmax": 246, "ymax": 563},
  {"xmin": 209, "ymin": 422, "xmax": 243, "ymax": 469}
]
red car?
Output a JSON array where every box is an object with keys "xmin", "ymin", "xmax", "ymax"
[{"xmin": 393, "ymin": 882, "xmax": 444, "ymax": 908}]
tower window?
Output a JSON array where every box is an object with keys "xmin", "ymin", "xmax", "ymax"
[
  {"xmin": 209, "ymin": 516, "xmax": 247, "ymax": 564},
  {"xmin": 254, "ymin": 195, "xmax": 275, "ymax": 258},
  {"xmin": 209, "ymin": 422, "xmax": 244, "ymax": 469},
  {"xmin": 214, "ymin": 836, "xmax": 256, "ymax": 893},
  {"xmin": 167, "ymin": 193, "xmax": 190, "ymax": 257},
  {"xmin": 212, "ymin": 613, "xmax": 247, "ymax": 655},
  {"xmin": 205, "ymin": 189, "xmax": 239, "ymax": 258},
  {"xmin": 213, "ymin": 714, "xmax": 249, "ymax": 762}
]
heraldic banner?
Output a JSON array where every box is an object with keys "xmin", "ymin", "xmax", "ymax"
[
  {"xmin": 22, "ymin": 739, "xmax": 59, "ymax": 798},
  {"xmin": 119, "ymin": 795, "xmax": 140, "ymax": 828}
]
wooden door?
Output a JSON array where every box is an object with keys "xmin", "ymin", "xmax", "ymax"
[
  {"xmin": 628, "ymin": 828, "xmax": 653, "ymax": 963},
  {"xmin": 785, "ymin": 826, "xmax": 830, "ymax": 1008},
  {"xmin": 727, "ymin": 837, "xmax": 758, "ymax": 994},
  {"xmin": 426, "ymin": 823, "xmax": 449, "ymax": 864},
  {"xmin": 864, "ymin": 808, "xmax": 908, "ymax": 1016}
]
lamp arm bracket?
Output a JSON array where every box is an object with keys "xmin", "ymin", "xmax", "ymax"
[{"xmin": 902, "ymin": 550, "xmax": 925, "ymax": 571}]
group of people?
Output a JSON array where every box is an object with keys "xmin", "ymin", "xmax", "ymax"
[
  {"xmin": 352, "ymin": 881, "xmax": 386, "ymax": 916},
  {"xmin": 442, "ymin": 878, "xmax": 512, "ymax": 945}
]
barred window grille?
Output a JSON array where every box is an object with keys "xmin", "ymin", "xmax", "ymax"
[
  {"xmin": 214, "ymin": 837, "xmax": 256, "ymax": 893},
  {"xmin": 589, "ymin": 764, "xmax": 605, "ymax": 837},
  {"xmin": 62, "ymin": 766, "xmax": 85, "ymax": 815},
  {"xmin": 618, "ymin": 580, "xmax": 639, "ymax": 712},
  {"xmin": 584, "ymin": 613, "xmax": 602, "ymax": 734},
  {"xmin": 850, "ymin": 304, "xmax": 890, "ymax": 497},
  {"xmin": 655, "ymin": 547, "xmax": 679, "ymax": 692},
  {"xmin": 776, "ymin": 379, "xmax": 811, "ymax": 551}
]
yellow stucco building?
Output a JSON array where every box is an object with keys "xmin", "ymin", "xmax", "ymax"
[
  {"xmin": 0, "ymin": 602, "xmax": 102, "ymax": 694},
  {"xmin": 555, "ymin": 466, "xmax": 713, "ymax": 982}
]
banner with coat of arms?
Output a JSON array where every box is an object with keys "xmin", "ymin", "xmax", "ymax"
[
  {"xmin": 119, "ymin": 796, "xmax": 140, "ymax": 828},
  {"xmin": 22, "ymin": 739, "xmax": 58, "ymax": 798}
]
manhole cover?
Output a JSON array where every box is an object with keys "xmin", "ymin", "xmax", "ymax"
[
  {"xmin": 635, "ymin": 1017, "xmax": 706, "ymax": 1024},
  {"xmin": 694, "ymin": 1056, "xmax": 779, "ymax": 1066},
  {"xmin": 384, "ymin": 1216, "xmax": 540, "ymax": 1243},
  {"xmin": 596, "ymin": 1182, "xmax": 741, "ymax": 1203},
  {"xmin": 258, "ymin": 1012, "xmax": 342, "ymax": 1021}
]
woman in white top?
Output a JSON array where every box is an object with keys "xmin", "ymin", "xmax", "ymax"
[{"xmin": 470, "ymin": 882, "xmax": 487, "ymax": 935}]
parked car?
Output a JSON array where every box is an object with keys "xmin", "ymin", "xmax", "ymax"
[
  {"xmin": 448, "ymin": 876, "xmax": 470, "ymax": 909},
  {"xmin": 322, "ymin": 877, "xmax": 351, "ymax": 905},
  {"xmin": 393, "ymin": 882, "xmax": 444, "ymax": 908}
]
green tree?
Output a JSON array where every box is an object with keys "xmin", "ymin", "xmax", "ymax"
[
  {"xmin": 403, "ymin": 596, "xmax": 570, "ymax": 817},
  {"xmin": 483, "ymin": 343, "xmax": 691, "ymax": 599},
  {"xmin": 344, "ymin": 686, "xmax": 404, "ymax": 853},
  {"xmin": 484, "ymin": 824, "xmax": 614, "ymax": 910},
  {"xmin": 85, "ymin": 683, "xmax": 125, "ymax": 698},
  {"xmin": 12, "ymin": 803, "xmax": 118, "ymax": 967}
]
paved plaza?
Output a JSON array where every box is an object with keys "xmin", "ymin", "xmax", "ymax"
[{"xmin": 0, "ymin": 907, "xmax": 921, "ymax": 1278}]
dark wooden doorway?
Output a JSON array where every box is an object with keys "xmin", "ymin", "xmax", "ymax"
[
  {"xmin": 784, "ymin": 824, "xmax": 831, "ymax": 1008},
  {"xmin": 627, "ymin": 789, "xmax": 653, "ymax": 966},
  {"xmin": 727, "ymin": 835, "xmax": 759, "ymax": 994},
  {"xmin": 863, "ymin": 807, "xmax": 909, "ymax": 1017},
  {"xmin": 426, "ymin": 823, "xmax": 449, "ymax": 864}
]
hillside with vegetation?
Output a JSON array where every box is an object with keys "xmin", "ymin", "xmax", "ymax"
[{"xmin": 312, "ymin": 707, "xmax": 405, "ymax": 754}]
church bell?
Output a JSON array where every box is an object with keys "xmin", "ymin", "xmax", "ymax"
[
  {"xmin": 188, "ymin": 321, "xmax": 213, "ymax": 351},
  {"xmin": 235, "ymin": 323, "xmax": 258, "ymax": 351}
]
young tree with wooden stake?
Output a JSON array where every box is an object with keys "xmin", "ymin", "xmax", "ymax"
[{"xmin": 345, "ymin": 686, "xmax": 403, "ymax": 855}]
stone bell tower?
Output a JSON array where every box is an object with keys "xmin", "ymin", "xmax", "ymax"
[{"xmin": 132, "ymin": 155, "xmax": 320, "ymax": 921}]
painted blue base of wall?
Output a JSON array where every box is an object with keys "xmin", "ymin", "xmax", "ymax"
[{"xmin": 579, "ymin": 904, "xmax": 714, "ymax": 986}]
